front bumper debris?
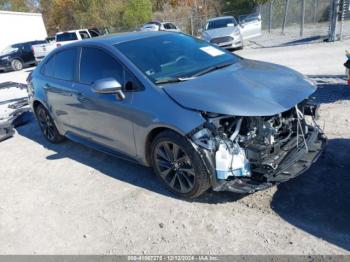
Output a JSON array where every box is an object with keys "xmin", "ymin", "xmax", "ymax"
[
  {"xmin": 210, "ymin": 127, "xmax": 327, "ymax": 194},
  {"xmin": 0, "ymin": 82, "xmax": 30, "ymax": 142}
]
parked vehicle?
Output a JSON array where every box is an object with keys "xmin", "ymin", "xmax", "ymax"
[
  {"xmin": 28, "ymin": 32, "xmax": 326, "ymax": 198},
  {"xmin": 32, "ymin": 28, "xmax": 101, "ymax": 62},
  {"xmin": 0, "ymin": 11, "xmax": 47, "ymax": 52},
  {"xmin": 345, "ymin": 50, "xmax": 350, "ymax": 87},
  {"xmin": 32, "ymin": 42, "xmax": 57, "ymax": 63},
  {"xmin": 0, "ymin": 40, "xmax": 46, "ymax": 71},
  {"xmin": 140, "ymin": 21, "xmax": 181, "ymax": 32},
  {"xmin": 201, "ymin": 14, "xmax": 261, "ymax": 50}
]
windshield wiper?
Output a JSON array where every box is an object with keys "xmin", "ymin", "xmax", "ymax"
[
  {"xmin": 190, "ymin": 62, "xmax": 234, "ymax": 78},
  {"xmin": 154, "ymin": 62, "xmax": 234, "ymax": 84},
  {"xmin": 155, "ymin": 76, "xmax": 195, "ymax": 85}
]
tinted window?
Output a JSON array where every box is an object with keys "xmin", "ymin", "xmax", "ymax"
[
  {"xmin": 79, "ymin": 31, "xmax": 90, "ymax": 39},
  {"xmin": 42, "ymin": 55, "xmax": 55, "ymax": 77},
  {"xmin": 80, "ymin": 47, "xmax": 123, "ymax": 84},
  {"xmin": 164, "ymin": 23, "xmax": 176, "ymax": 29},
  {"xmin": 56, "ymin": 32, "xmax": 78, "ymax": 42},
  {"xmin": 207, "ymin": 18, "xmax": 237, "ymax": 30},
  {"xmin": 88, "ymin": 29, "xmax": 100, "ymax": 37},
  {"xmin": 32, "ymin": 40, "xmax": 47, "ymax": 45},
  {"xmin": 54, "ymin": 48, "xmax": 77, "ymax": 81},
  {"xmin": 22, "ymin": 44, "xmax": 32, "ymax": 52}
]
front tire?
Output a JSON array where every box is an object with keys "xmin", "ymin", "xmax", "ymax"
[
  {"xmin": 35, "ymin": 104, "xmax": 65, "ymax": 143},
  {"xmin": 11, "ymin": 59, "xmax": 23, "ymax": 71},
  {"xmin": 151, "ymin": 130, "xmax": 210, "ymax": 198}
]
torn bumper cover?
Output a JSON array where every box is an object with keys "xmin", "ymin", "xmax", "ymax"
[
  {"xmin": 189, "ymin": 102, "xmax": 327, "ymax": 194},
  {"xmin": 212, "ymin": 128, "xmax": 326, "ymax": 194}
]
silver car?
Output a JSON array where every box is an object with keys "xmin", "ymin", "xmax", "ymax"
[
  {"xmin": 201, "ymin": 15, "xmax": 262, "ymax": 50},
  {"xmin": 140, "ymin": 21, "xmax": 181, "ymax": 32},
  {"xmin": 28, "ymin": 32, "xmax": 326, "ymax": 198}
]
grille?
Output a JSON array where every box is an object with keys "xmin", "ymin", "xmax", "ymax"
[{"xmin": 210, "ymin": 36, "xmax": 233, "ymax": 44}]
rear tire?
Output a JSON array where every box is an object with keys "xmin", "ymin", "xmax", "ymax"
[
  {"xmin": 35, "ymin": 104, "xmax": 65, "ymax": 143},
  {"xmin": 151, "ymin": 130, "xmax": 210, "ymax": 198},
  {"xmin": 11, "ymin": 59, "xmax": 23, "ymax": 71}
]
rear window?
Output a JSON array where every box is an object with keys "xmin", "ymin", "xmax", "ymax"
[
  {"xmin": 164, "ymin": 23, "xmax": 177, "ymax": 30},
  {"xmin": 88, "ymin": 29, "xmax": 100, "ymax": 37},
  {"xmin": 207, "ymin": 18, "xmax": 237, "ymax": 30},
  {"xmin": 56, "ymin": 32, "xmax": 78, "ymax": 42},
  {"xmin": 42, "ymin": 48, "xmax": 77, "ymax": 81}
]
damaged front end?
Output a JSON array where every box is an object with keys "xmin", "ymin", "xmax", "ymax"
[{"xmin": 188, "ymin": 99, "xmax": 327, "ymax": 194}]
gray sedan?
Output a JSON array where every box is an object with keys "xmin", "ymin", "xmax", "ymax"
[{"xmin": 28, "ymin": 32, "xmax": 326, "ymax": 198}]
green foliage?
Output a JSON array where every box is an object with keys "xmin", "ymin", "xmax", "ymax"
[
  {"xmin": 0, "ymin": 0, "xmax": 39, "ymax": 12},
  {"xmin": 222, "ymin": 0, "xmax": 266, "ymax": 15},
  {"xmin": 123, "ymin": 0, "xmax": 152, "ymax": 28}
]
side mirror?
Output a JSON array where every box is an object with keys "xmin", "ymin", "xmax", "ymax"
[{"xmin": 91, "ymin": 77, "xmax": 125, "ymax": 100}]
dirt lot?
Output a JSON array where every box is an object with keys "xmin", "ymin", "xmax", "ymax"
[{"xmin": 0, "ymin": 40, "xmax": 349, "ymax": 255}]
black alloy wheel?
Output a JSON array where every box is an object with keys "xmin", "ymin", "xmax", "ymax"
[{"xmin": 35, "ymin": 104, "xmax": 65, "ymax": 143}]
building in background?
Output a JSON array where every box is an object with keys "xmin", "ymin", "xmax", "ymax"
[{"xmin": 0, "ymin": 10, "xmax": 47, "ymax": 51}]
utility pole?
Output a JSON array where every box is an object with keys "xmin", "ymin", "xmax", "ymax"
[
  {"xmin": 328, "ymin": 0, "xmax": 340, "ymax": 41},
  {"xmin": 300, "ymin": 0, "xmax": 305, "ymax": 37},
  {"xmin": 282, "ymin": 0, "xmax": 289, "ymax": 34},
  {"xmin": 314, "ymin": 0, "xmax": 318, "ymax": 23},
  {"xmin": 269, "ymin": 1, "xmax": 273, "ymax": 33},
  {"xmin": 339, "ymin": 0, "xmax": 346, "ymax": 40}
]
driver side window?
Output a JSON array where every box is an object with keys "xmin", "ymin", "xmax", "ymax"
[{"xmin": 79, "ymin": 47, "xmax": 123, "ymax": 85}]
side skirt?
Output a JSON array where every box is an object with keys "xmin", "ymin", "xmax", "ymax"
[{"xmin": 65, "ymin": 131, "xmax": 142, "ymax": 166}]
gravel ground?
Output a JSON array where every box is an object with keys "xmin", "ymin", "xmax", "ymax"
[{"xmin": 0, "ymin": 40, "xmax": 349, "ymax": 255}]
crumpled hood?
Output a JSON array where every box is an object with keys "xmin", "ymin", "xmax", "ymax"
[
  {"xmin": 203, "ymin": 26, "xmax": 237, "ymax": 39},
  {"xmin": 163, "ymin": 59, "xmax": 316, "ymax": 116}
]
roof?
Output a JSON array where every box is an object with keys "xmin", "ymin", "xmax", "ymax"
[
  {"xmin": 207, "ymin": 16, "xmax": 235, "ymax": 22},
  {"xmin": 73, "ymin": 31, "xmax": 174, "ymax": 46}
]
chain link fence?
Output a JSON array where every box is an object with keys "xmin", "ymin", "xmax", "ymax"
[
  {"xmin": 107, "ymin": 0, "xmax": 348, "ymax": 47},
  {"xmin": 339, "ymin": 0, "xmax": 350, "ymax": 39}
]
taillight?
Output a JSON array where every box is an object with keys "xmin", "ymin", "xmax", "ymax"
[
  {"xmin": 56, "ymin": 43, "xmax": 61, "ymax": 47},
  {"xmin": 347, "ymin": 69, "xmax": 350, "ymax": 87}
]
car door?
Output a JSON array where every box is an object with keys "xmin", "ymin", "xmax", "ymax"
[
  {"xmin": 71, "ymin": 46, "xmax": 136, "ymax": 156},
  {"xmin": 21, "ymin": 44, "xmax": 34, "ymax": 64},
  {"xmin": 42, "ymin": 48, "xmax": 80, "ymax": 132},
  {"xmin": 239, "ymin": 13, "xmax": 262, "ymax": 40}
]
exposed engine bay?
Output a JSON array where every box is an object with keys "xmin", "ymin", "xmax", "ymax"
[{"xmin": 189, "ymin": 99, "xmax": 327, "ymax": 193}]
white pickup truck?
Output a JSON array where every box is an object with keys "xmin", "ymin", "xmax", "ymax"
[{"xmin": 32, "ymin": 28, "xmax": 100, "ymax": 62}]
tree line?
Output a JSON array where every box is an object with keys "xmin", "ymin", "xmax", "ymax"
[{"xmin": 0, "ymin": 0, "xmax": 270, "ymax": 35}]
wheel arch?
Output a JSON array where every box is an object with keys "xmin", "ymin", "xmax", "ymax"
[
  {"xmin": 32, "ymin": 99, "xmax": 48, "ymax": 113},
  {"xmin": 32, "ymin": 99, "xmax": 65, "ymax": 136},
  {"xmin": 144, "ymin": 126, "xmax": 186, "ymax": 166},
  {"xmin": 10, "ymin": 57, "xmax": 24, "ymax": 64}
]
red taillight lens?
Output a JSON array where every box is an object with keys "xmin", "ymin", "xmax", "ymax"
[{"xmin": 56, "ymin": 43, "xmax": 61, "ymax": 47}]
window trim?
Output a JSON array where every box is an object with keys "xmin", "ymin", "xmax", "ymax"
[
  {"xmin": 40, "ymin": 47, "xmax": 79, "ymax": 82},
  {"xmin": 77, "ymin": 45, "xmax": 144, "ymax": 92}
]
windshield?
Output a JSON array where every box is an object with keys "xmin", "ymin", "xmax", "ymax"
[
  {"xmin": 1, "ymin": 45, "xmax": 19, "ymax": 55},
  {"xmin": 56, "ymin": 32, "xmax": 78, "ymax": 42},
  {"xmin": 207, "ymin": 18, "xmax": 237, "ymax": 30},
  {"xmin": 115, "ymin": 34, "xmax": 240, "ymax": 84}
]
